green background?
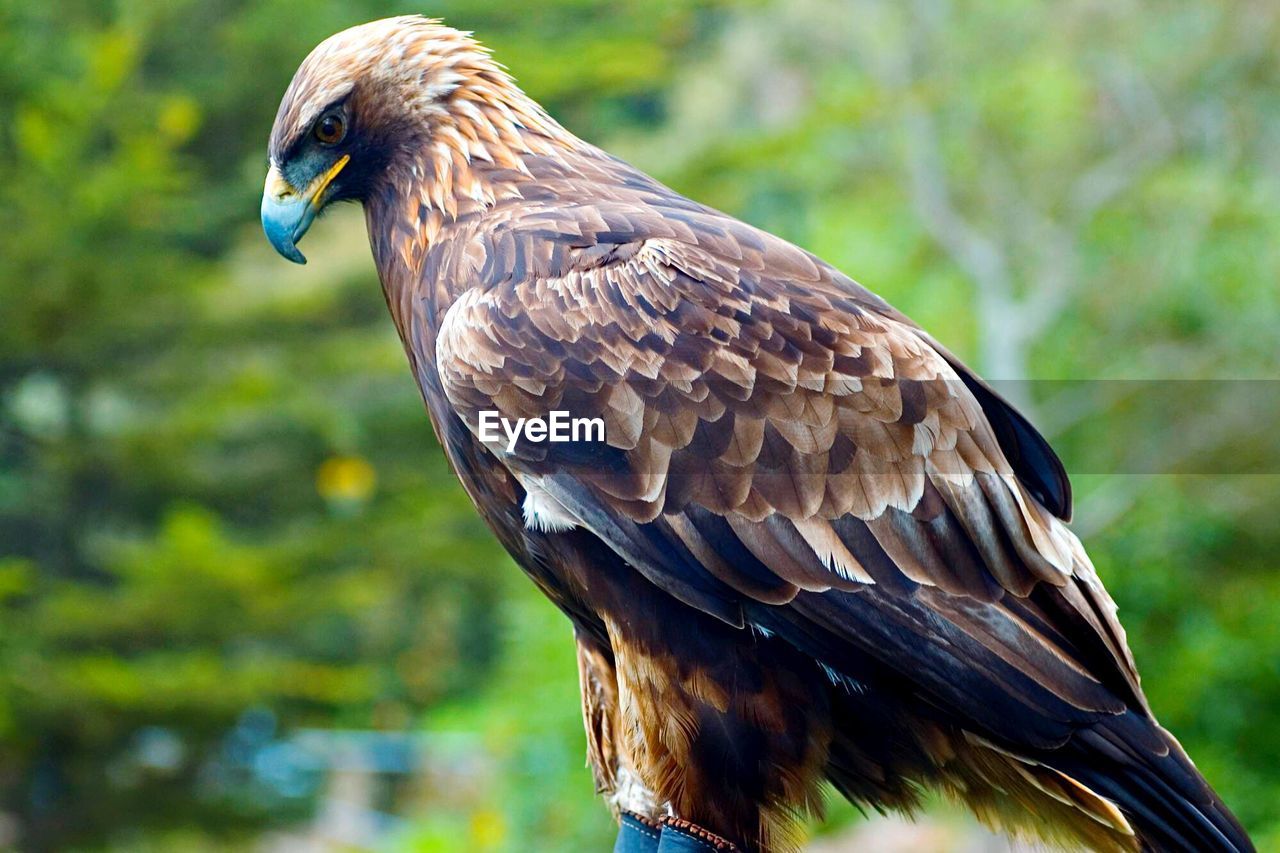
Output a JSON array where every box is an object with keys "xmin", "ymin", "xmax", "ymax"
[{"xmin": 1, "ymin": 1, "xmax": 1278, "ymax": 849}]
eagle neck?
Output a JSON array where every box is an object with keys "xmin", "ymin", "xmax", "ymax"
[{"xmin": 364, "ymin": 114, "xmax": 605, "ymax": 346}]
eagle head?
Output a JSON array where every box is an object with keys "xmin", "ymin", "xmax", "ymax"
[{"xmin": 261, "ymin": 16, "xmax": 528, "ymax": 264}]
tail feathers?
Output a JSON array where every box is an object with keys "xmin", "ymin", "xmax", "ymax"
[
  {"xmin": 1059, "ymin": 714, "xmax": 1253, "ymax": 852},
  {"xmin": 820, "ymin": 685, "xmax": 1252, "ymax": 852}
]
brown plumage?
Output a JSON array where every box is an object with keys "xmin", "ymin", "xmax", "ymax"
[{"xmin": 261, "ymin": 17, "xmax": 1252, "ymax": 852}]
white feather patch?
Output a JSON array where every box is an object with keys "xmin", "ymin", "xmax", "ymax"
[
  {"xmin": 608, "ymin": 766, "xmax": 660, "ymax": 818},
  {"xmin": 521, "ymin": 479, "xmax": 580, "ymax": 532}
]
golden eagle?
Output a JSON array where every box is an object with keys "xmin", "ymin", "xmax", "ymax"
[{"xmin": 261, "ymin": 17, "xmax": 1251, "ymax": 853}]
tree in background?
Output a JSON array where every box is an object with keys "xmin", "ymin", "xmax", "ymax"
[{"xmin": 0, "ymin": 1, "xmax": 1277, "ymax": 850}]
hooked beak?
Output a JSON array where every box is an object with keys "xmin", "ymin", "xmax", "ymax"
[{"xmin": 260, "ymin": 154, "xmax": 350, "ymax": 264}]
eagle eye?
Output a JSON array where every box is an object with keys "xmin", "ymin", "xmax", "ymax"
[{"xmin": 314, "ymin": 112, "xmax": 346, "ymax": 146}]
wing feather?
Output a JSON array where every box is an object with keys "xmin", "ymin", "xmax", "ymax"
[{"xmin": 436, "ymin": 203, "xmax": 1144, "ymax": 750}]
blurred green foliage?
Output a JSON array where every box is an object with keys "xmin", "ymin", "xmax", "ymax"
[{"xmin": 0, "ymin": 0, "xmax": 1277, "ymax": 850}]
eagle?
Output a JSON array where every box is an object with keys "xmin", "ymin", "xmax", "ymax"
[{"xmin": 261, "ymin": 17, "xmax": 1251, "ymax": 853}]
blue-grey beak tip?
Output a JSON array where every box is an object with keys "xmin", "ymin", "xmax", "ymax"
[{"xmin": 261, "ymin": 193, "xmax": 311, "ymax": 265}]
